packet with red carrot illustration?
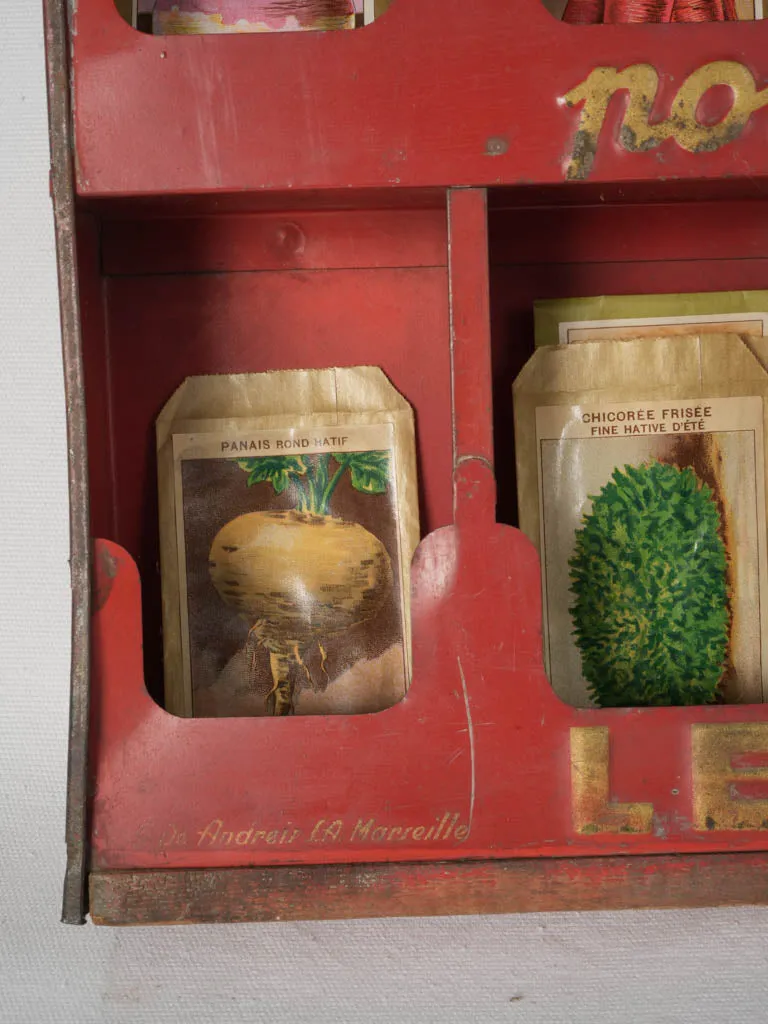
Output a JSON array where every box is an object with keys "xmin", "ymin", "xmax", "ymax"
[{"xmin": 157, "ymin": 367, "xmax": 419, "ymax": 719}]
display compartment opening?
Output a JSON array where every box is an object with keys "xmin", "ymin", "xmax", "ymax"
[
  {"xmin": 114, "ymin": 0, "xmax": 396, "ymax": 33},
  {"xmin": 489, "ymin": 184, "xmax": 768, "ymax": 710},
  {"xmin": 77, "ymin": 191, "xmax": 453, "ymax": 718}
]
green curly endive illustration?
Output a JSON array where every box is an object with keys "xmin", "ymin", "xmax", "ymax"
[{"xmin": 569, "ymin": 461, "xmax": 729, "ymax": 707}]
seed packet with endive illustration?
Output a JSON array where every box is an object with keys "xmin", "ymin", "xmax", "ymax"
[
  {"xmin": 157, "ymin": 367, "xmax": 419, "ymax": 719},
  {"xmin": 513, "ymin": 333, "xmax": 768, "ymax": 710}
]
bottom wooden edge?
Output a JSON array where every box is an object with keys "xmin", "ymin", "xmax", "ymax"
[{"xmin": 89, "ymin": 851, "xmax": 768, "ymax": 925}]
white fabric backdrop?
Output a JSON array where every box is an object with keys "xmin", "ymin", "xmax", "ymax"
[{"xmin": 2, "ymin": 7, "xmax": 768, "ymax": 1022}]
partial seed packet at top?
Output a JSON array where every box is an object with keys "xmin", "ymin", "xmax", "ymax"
[
  {"xmin": 533, "ymin": 290, "xmax": 768, "ymax": 348},
  {"xmin": 157, "ymin": 367, "xmax": 419, "ymax": 719},
  {"xmin": 152, "ymin": 0, "xmax": 355, "ymax": 34},
  {"xmin": 513, "ymin": 333, "xmax": 768, "ymax": 709}
]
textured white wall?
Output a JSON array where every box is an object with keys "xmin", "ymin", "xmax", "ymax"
[{"xmin": 3, "ymin": 8, "xmax": 768, "ymax": 1023}]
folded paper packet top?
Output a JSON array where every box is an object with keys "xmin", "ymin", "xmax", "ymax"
[
  {"xmin": 513, "ymin": 333, "xmax": 768, "ymax": 707},
  {"xmin": 157, "ymin": 367, "xmax": 419, "ymax": 719},
  {"xmin": 533, "ymin": 289, "xmax": 768, "ymax": 349}
]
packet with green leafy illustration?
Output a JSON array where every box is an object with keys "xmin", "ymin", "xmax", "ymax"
[
  {"xmin": 514, "ymin": 333, "xmax": 768, "ymax": 709},
  {"xmin": 157, "ymin": 367, "xmax": 418, "ymax": 719}
]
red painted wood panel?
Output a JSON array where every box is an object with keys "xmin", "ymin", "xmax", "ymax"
[
  {"xmin": 448, "ymin": 189, "xmax": 494, "ymax": 473},
  {"xmin": 83, "ymin": 187, "xmax": 449, "ymax": 218},
  {"xmin": 101, "ymin": 208, "xmax": 448, "ymax": 276},
  {"xmin": 72, "ymin": 0, "xmax": 768, "ymax": 197},
  {"xmin": 75, "ymin": 213, "xmax": 115, "ymax": 540},
  {"xmin": 89, "ymin": 852, "xmax": 768, "ymax": 924},
  {"xmin": 490, "ymin": 201, "xmax": 768, "ymax": 266},
  {"xmin": 89, "ymin": 505, "xmax": 768, "ymax": 871}
]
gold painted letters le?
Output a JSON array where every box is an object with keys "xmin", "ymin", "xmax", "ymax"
[
  {"xmin": 570, "ymin": 727, "xmax": 653, "ymax": 834},
  {"xmin": 563, "ymin": 61, "xmax": 768, "ymax": 181}
]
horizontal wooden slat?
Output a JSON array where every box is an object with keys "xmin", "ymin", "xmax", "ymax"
[
  {"xmin": 490, "ymin": 202, "xmax": 768, "ymax": 266},
  {"xmin": 90, "ymin": 852, "xmax": 768, "ymax": 925},
  {"xmin": 102, "ymin": 209, "xmax": 448, "ymax": 276},
  {"xmin": 85, "ymin": 187, "xmax": 448, "ymax": 219}
]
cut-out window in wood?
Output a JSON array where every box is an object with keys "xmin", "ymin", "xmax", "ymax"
[
  {"xmin": 542, "ymin": 0, "xmax": 762, "ymax": 21},
  {"xmin": 118, "ymin": 0, "xmax": 393, "ymax": 33}
]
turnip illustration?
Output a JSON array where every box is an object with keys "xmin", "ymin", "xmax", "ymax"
[
  {"xmin": 209, "ymin": 451, "xmax": 394, "ymax": 715},
  {"xmin": 569, "ymin": 461, "xmax": 729, "ymax": 707}
]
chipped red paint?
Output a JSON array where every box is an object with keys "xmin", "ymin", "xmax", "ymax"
[
  {"xmin": 50, "ymin": 0, "xmax": 768, "ymax": 920},
  {"xmin": 87, "ymin": 191, "xmax": 768, "ymax": 872},
  {"xmin": 72, "ymin": 0, "xmax": 768, "ymax": 196},
  {"xmin": 88, "ymin": 852, "xmax": 768, "ymax": 925},
  {"xmin": 89, "ymin": 494, "xmax": 768, "ymax": 871}
]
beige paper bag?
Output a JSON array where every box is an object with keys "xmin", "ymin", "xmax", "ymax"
[
  {"xmin": 157, "ymin": 367, "xmax": 419, "ymax": 719},
  {"xmin": 513, "ymin": 334, "xmax": 768, "ymax": 708},
  {"xmin": 533, "ymin": 290, "xmax": 768, "ymax": 348}
]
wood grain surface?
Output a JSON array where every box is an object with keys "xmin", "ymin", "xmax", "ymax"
[{"xmin": 90, "ymin": 852, "xmax": 768, "ymax": 925}]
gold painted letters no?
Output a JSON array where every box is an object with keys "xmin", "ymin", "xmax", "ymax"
[{"xmin": 563, "ymin": 61, "xmax": 768, "ymax": 180}]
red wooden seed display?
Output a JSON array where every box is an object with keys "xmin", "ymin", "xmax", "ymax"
[{"xmin": 47, "ymin": 0, "xmax": 768, "ymax": 924}]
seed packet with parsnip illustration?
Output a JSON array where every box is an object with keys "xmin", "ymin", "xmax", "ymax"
[
  {"xmin": 513, "ymin": 333, "xmax": 768, "ymax": 709},
  {"xmin": 157, "ymin": 367, "xmax": 418, "ymax": 719}
]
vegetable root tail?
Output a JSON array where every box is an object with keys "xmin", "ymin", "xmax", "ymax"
[
  {"xmin": 267, "ymin": 651, "xmax": 295, "ymax": 716},
  {"xmin": 318, "ymin": 643, "xmax": 329, "ymax": 681},
  {"xmin": 294, "ymin": 643, "xmax": 312, "ymax": 687},
  {"xmin": 245, "ymin": 624, "xmax": 264, "ymax": 693}
]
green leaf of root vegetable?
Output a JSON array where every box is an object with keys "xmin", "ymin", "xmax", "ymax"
[
  {"xmin": 568, "ymin": 461, "xmax": 729, "ymax": 708},
  {"xmin": 236, "ymin": 449, "xmax": 391, "ymax": 514},
  {"xmin": 333, "ymin": 450, "xmax": 391, "ymax": 494},
  {"xmin": 237, "ymin": 456, "xmax": 307, "ymax": 494}
]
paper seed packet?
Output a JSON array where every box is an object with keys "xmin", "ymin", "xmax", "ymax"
[
  {"xmin": 157, "ymin": 367, "xmax": 419, "ymax": 719},
  {"xmin": 152, "ymin": 0, "xmax": 355, "ymax": 35},
  {"xmin": 533, "ymin": 290, "xmax": 768, "ymax": 350},
  {"xmin": 547, "ymin": 0, "xmax": 762, "ymax": 19},
  {"xmin": 513, "ymin": 333, "xmax": 768, "ymax": 709}
]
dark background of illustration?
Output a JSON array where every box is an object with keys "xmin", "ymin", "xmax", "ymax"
[{"xmin": 180, "ymin": 453, "xmax": 403, "ymax": 706}]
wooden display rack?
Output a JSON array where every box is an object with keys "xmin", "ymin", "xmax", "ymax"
[{"xmin": 46, "ymin": 0, "xmax": 768, "ymax": 926}]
